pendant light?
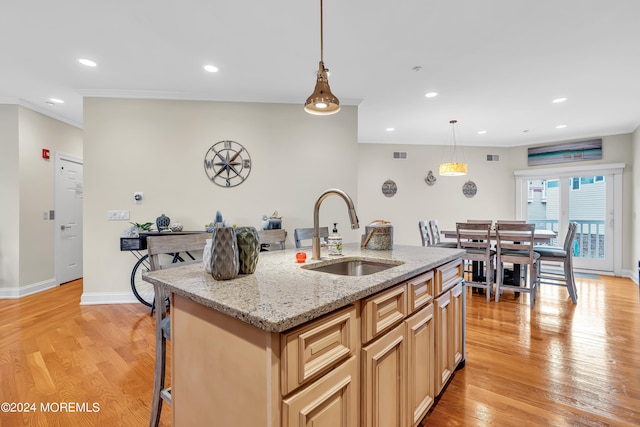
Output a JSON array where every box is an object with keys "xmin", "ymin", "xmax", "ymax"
[
  {"xmin": 438, "ymin": 119, "xmax": 468, "ymax": 176},
  {"xmin": 304, "ymin": 0, "xmax": 340, "ymax": 115}
]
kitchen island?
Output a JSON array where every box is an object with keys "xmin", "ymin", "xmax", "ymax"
[{"xmin": 144, "ymin": 243, "xmax": 465, "ymax": 427}]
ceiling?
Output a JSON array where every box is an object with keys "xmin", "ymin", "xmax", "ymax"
[{"xmin": 2, "ymin": 0, "xmax": 639, "ymax": 147}]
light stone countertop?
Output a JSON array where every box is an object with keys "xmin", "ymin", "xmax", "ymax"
[{"xmin": 143, "ymin": 243, "xmax": 464, "ymax": 333}]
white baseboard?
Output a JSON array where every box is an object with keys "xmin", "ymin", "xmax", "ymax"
[
  {"xmin": 80, "ymin": 292, "xmax": 140, "ymax": 305},
  {"xmin": 0, "ymin": 279, "xmax": 57, "ymax": 299},
  {"xmin": 621, "ymin": 269, "xmax": 639, "ymax": 285}
]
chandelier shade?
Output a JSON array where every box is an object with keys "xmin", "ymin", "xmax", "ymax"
[{"xmin": 438, "ymin": 119, "xmax": 468, "ymax": 176}]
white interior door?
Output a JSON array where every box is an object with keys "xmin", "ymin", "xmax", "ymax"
[{"xmin": 55, "ymin": 153, "xmax": 83, "ymax": 284}]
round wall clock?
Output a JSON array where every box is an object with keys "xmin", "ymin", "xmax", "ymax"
[
  {"xmin": 204, "ymin": 140, "xmax": 252, "ymax": 187},
  {"xmin": 382, "ymin": 179, "xmax": 397, "ymax": 197}
]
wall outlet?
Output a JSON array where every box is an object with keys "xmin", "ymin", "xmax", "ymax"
[
  {"xmin": 43, "ymin": 211, "xmax": 49, "ymax": 220},
  {"xmin": 107, "ymin": 210, "xmax": 130, "ymax": 220}
]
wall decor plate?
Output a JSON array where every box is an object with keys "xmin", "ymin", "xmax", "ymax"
[
  {"xmin": 462, "ymin": 180, "xmax": 477, "ymax": 198},
  {"xmin": 424, "ymin": 170, "xmax": 437, "ymax": 186},
  {"xmin": 204, "ymin": 140, "xmax": 251, "ymax": 187},
  {"xmin": 382, "ymin": 179, "xmax": 397, "ymax": 197}
]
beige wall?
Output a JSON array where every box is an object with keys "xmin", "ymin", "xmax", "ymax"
[
  {"xmin": 82, "ymin": 98, "xmax": 359, "ymax": 302},
  {"xmin": 633, "ymin": 126, "xmax": 639, "ymax": 283},
  {"xmin": 0, "ymin": 105, "xmax": 82, "ymax": 295},
  {"xmin": 356, "ymin": 144, "xmax": 515, "ymax": 246},
  {"xmin": 0, "ymin": 105, "xmax": 20, "ymax": 290},
  {"xmin": 357, "ymin": 134, "xmax": 636, "ymax": 277}
]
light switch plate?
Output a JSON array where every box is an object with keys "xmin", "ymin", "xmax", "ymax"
[{"xmin": 107, "ymin": 210, "xmax": 130, "ymax": 220}]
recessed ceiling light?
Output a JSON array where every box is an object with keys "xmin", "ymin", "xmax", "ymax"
[
  {"xmin": 203, "ymin": 64, "xmax": 219, "ymax": 73},
  {"xmin": 556, "ymin": 124, "xmax": 567, "ymax": 129},
  {"xmin": 477, "ymin": 130, "xmax": 487, "ymax": 135},
  {"xmin": 386, "ymin": 127, "xmax": 395, "ymax": 132},
  {"xmin": 552, "ymin": 97, "xmax": 567, "ymax": 103},
  {"xmin": 425, "ymin": 92, "xmax": 438, "ymax": 98},
  {"xmin": 77, "ymin": 58, "xmax": 97, "ymax": 67},
  {"xmin": 49, "ymin": 98, "xmax": 64, "ymax": 104}
]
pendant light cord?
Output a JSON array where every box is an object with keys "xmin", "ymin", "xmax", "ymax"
[{"xmin": 320, "ymin": 0, "xmax": 324, "ymax": 63}]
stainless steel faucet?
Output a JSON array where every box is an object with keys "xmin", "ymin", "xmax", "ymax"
[{"xmin": 313, "ymin": 189, "xmax": 360, "ymax": 259}]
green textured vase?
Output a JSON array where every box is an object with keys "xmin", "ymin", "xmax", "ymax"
[
  {"xmin": 236, "ymin": 226, "xmax": 260, "ymax": 274},
  {"xmin": 210, "ymin": 225, "xmax": 239, "ymax": 280}
]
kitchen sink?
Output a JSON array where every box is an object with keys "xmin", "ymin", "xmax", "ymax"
[{"xmin": 302, "ymin": 258, "xmax": 403, "ymax": 276}]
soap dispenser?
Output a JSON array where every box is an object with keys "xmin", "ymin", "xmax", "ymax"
[{"xmin": 328, "ymin": 223, "xmax": 343, "ymax": 256}]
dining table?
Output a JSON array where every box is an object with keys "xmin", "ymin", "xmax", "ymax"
[
  {"xmin": 440, "ymin": 227, "xmax": 557, "ymax": 244},
  {"xmin": 440, "ymin": 226, "xmax": 557, "ymax": 288}
]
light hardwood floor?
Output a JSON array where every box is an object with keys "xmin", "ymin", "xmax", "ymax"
[{"xmin": 0, "ymin": 275, "xmax": 638, "ymax": 426}]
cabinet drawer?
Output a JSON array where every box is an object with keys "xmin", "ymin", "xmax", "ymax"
[
  {"xmin": 362, "ymin": 283, "xmax": 407, "ymax": 344},
  {"xmin": 434, "ymin": 258, "xmax": 463, "ymax": 296},
  {"xmin": 282, "ymin": 355, "xmax": 359, "ymax": 427},
  {"xmin": 281, "ymin": 305, "xmax": 357, "ymax": 396},
  {"xmin": 407, "ymin": 271, "xmax": 434, "ymax": 314}
]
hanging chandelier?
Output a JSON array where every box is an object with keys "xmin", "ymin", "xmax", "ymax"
[
  {"xmin": 304, "ymin": 0, "xmax": 340, "ymax": 115},
  {"xmin": 438, "ymin": 119, "xmax": 468, "ymax": 176}
]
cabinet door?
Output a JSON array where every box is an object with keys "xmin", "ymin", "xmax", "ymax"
[
  {"xmin": 450, "ymin": 282, "xmax": 464, "ymax": 368},
  {"xmin": 435, "ymin": 291, "xmax": 453, "ymax": 394},
  {"xmin": 282, "ymin": 356, "xmax": 359, "ymax": 427},
  {"xmin": 405, "ymin": 304, "xmax": 435, "ymax": 427},
  {"xmin": 362, "ymin": 322, "xmax": 407, "ymax": 427}
]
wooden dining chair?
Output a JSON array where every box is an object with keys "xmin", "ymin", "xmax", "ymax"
[
  {"xmin": 456, "ymin": 222, "xmax": 495, "ymax": 301},
  {"xmin": 534, "ymin": 222, "xmax": 578, "ymax": 304},
  {"xmin": 494, "ymin": 222, "xmax": 540, "ymax": 307},
  {"xmin": 418, "ymin": 220, "xmax": 431, "ymax": 246},
  {"xmin": 294, "ymin": 227, "xmax": 329, "ymax": 249},
  {"xmin": 428, "ymin": 219, "xmax": 458, "ymax": 248},
  {"xmin": 147, "ymin": 233, "xmax": 210, "ymax": 427}
]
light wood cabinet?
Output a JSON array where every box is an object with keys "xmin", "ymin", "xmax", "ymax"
[
  {"xmin": 282, "ymin": 355, "xmax": 359, "ymax": 427},
  {"xmin": 435, "ymin": 280, "xmax": 464, "ymax": 394},
  {"xmin": 361, "ymin": 322, "xmax": 407, "ymax": 427},
  {"xmin": 435, "ymin": 289, "xmax": 453, "ymax": 394},
  {"xmin": 406, "ymin": 304, "xmax": 435, "ymax": 427},
  {"xmin": 281, "ymin": 305, "xmax": 357, "ymax": 395},
  {"xmin": 170, "ymin": 256, "xmax": 463, "ymax": 427}
]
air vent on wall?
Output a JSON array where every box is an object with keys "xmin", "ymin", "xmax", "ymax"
[
  {"xmin": 486, "ymin": 154, "xmax": 500, "ymax": 162},
  {"xmin": 393, "ymin": 151, "xmax": 408, "ymax": 159}
]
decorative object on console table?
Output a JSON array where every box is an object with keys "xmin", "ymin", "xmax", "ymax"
[
  {"xmin": 210, "ymin": 224, "xmax": 239, "ymax": 280},
  {"xmin": 156, "ymin": 214, "xmax": 170, "ymax": 231},
  {"xmin": 235, "ymin": 226, "xmax": 260, "ymax": 274}
]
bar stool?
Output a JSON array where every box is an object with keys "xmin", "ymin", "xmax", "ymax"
[
  {"xmin": 534, "ymin": 222, "xmax": 578, "ymax": 304},
  {"xmin": 495, "ymin": 223, "xmax": 540, "ymax": 307},
  {"xmin": 146, "ymin": 233, "xmax": 210, "ymax": 427},
  {"xmin": 428, "ymin": 219, "xmax": 457, "ymax": 248},
  {"xmin": 456, "ymin": 222, "xmax": 495, "ymax": 301}
]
